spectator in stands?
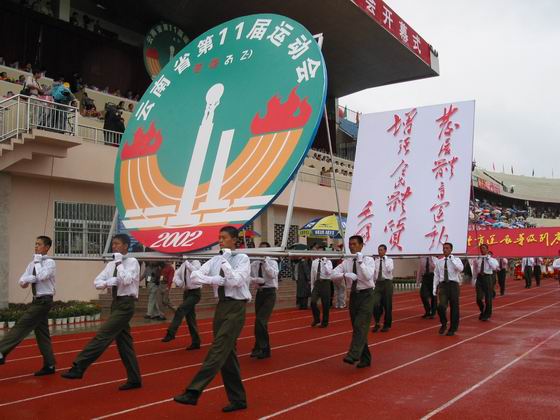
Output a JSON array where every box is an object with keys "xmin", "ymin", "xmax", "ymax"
[
  {"xmin": 132, "ymin": 93, "xmax": 140, "ymax": 101},
  {"xmin": 93, "ymin": 20, "xmax": 102, "ymax": 34},
  {"xmin": 23, "ymin": 69, "xmax": 44, "ymax": 96},
  {"xmin": 103, "ymin": 104, "xmax": 125, "ymax": 146},
  {"xmin": 113, "ymin": 89, "xmax": 122, "ymax": 97},
  {"xmin": 4, "ymin": 91, "xmax": 15, "ymax": 98},
  {"xmin": 117, "ymin": 100, "xmax": 125, "ymax": 110},
  {"xmin": 22, "ymin": 63, "xmax": 33, "ymax": 73},
  {"xmin": 125, "ymin": 90, "xmax": 133, "ymax": 99},
  {"xmin": 0, "ymin": 72, "xmax": 8, "ymax": 81},
  {"xmin": 50, "ymin": 82, "xmax": 75, "ymax": 132},
  {"xmin": 16, "ymin": 75, "xmax": 25, "ymax": 85},
  {"xmin": 127, "ymin": 103, "xmax": 134, "ymax": 112},
  {"xmin": 83, "ymin": 14, "xmax": 92, "ymax": 30},
  {"xmin": 80, "ymin": 92, "xmax": 97, "ymax": 116},
  {"xmin": 70, "ymin": 12, "xmax": 79, "ymax": 26},
  {"xmin": 142, "ymin": 261, "xmax": 165, "ymax": 320},
  {"xmin": 70, "ymin": 73, "xmax": 83, "ymax": 93},
  {"xmin": 0, "ymin": 57, "xmax": 5, "ymax": 65}
]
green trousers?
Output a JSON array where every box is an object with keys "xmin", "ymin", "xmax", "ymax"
[
  {"xmin": 373, "ymin": 280, "xmax": 393, "ymax": 327},
  {"xmin": 0, "ymin": 297, "xmax": 55, "ymax": 366},
  {"xmin": 348, "ymin": 288, "xmax": 374, "ymax": 363},
  {"xmin": 72, "ymin": 297, "xmax": 141, "ymax": 384},
  {"xmin": 187, "ymin": 299, "xmax": 247, "ymax": 403},
  {"xmin": 167, "ymin": 289, "xmax": 201, "ymax": 344},
  {"xmin": 253, "ymin": 288, "xmax": 277, "ymax": 353}
]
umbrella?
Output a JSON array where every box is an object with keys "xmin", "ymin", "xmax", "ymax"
[
  {"xmin": 299, "ymin": 214, "xmax": 347, "ymax": 239},
  {"xmin": 239, "ymin": 229, "xmax": 261, "ymax": 238}
]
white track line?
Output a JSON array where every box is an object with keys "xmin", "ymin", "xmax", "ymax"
[
  {"xmin": 85, "ymin": 288, "xmax": 558, "ymax": 418},
  {"xmin": 258, "ymin": 300, "xmax": 560, "ymax": 419},
  {"xmin": 420, "ymin": 328, "xmax": 560, "ymax": 419}
]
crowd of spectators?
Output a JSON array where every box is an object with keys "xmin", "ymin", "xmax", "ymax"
[{"xmin": 470, "ymin": 199, "xmax": 534, "ymax": 228}]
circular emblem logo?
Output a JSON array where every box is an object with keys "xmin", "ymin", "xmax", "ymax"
[
  {"xmin": 143, "ymin": 23, "xmax": 190, "ymax": 79},
  {"xmin": 116, "ymin": 14, "xmax": 327, "ymax": 253}
]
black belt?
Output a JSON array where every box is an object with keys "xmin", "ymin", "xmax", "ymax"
[
  {"xmin": 257, "ymin": 287, "xmax": 277, "ymax": 292},
  {"xmin": 316, "ymin": 278, "xmax": 331, "ymax": 282},
  {"xmin": 115, "ymin": 295, "xmax": 136, "ymax": 301},
  {"xmin": 219, "ymin": 297, "xmax": 248, "ymax": 302},
  {"xmin": 33, "ymin": 295, "xmax": 53, "ymax": 301},
  {"xmin": 352, "ymin": 287, "xmax": 373, "ymax": 294}
]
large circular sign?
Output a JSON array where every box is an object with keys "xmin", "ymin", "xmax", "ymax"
[
  {"xmin": 143, "ymin": 22, "xmax": 190, "ymax": 79},
  {"xmin": 117, "ymin": 14, "xmax": 327, "ymax": 253}
]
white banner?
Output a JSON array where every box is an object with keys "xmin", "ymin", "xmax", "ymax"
[{"xmin": 346, "ymin": 101, "xmax": 475, "ymax": 255}]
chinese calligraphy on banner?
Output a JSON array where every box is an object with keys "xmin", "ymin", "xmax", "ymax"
[
  {"xmin": 467, "ymin": 227, "xmax": 560, "ymax": 257},
  {"xmin": 345, "ymin": 101, "xmax": 475, "ymax": 255}
]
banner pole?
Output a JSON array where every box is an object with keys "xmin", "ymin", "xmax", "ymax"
[
  {"xmin": 280, "ymin": 177, "xmax": 299, "ymax": 250},
  {"xmin": 103, "ymin": 209, "xmax": 119, "ymax": 255}
]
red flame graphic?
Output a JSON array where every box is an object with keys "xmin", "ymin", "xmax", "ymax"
[
  {"xmin": 250, "ymin": 86, "xmax": 313, "ymax": 135},
  {"xmin": 121, "ymin": 122, "xmax": 163, "ymax": 160}
]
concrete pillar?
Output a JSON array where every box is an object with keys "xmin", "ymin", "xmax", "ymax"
[
  {"xmin": 58, "ymin": 0, "xmax": 71, "ymax": 22},
  {"xmin": 0, "ymin": 173, "xmax": 11, "ymax": 309}
]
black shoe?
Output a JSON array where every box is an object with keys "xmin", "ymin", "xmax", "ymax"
[
  {"xmin": 438, "ymin": 325, "xmax": 447, "ymax": 335},
  {"xmin": 257, "ymin": 351, "xmax": 271, "ymax": 360},
  {"xmin": 119, "ymin": 382, "xmax": 142, "ymax": 391},
  {"xmin": 0, "ymin": 356, "xmax": 5, "ymax": 365},
  {"xmin": 174, "ymin": 390, "xmax": 199, "ymax": 405},
  {"xmin": 481, "ymin": 317, "xmax": 489, "ymax": 321},
  {"xmin": 61, "ymin": 368, "xmax": 83, "ymax": 379},
  {"xmin": 161, "ymin": 334, "xmax": 175, "ymax": 343},
  {"xmin": 311, "ymin": 320, "xmax": 320, "ymax": 327},
  {"xmin": 156, "ymin": 316, "xmax": 167, "ymax": 321},
  {"xmin": 34, "ymin": 365, "xmax": 55, "ymax": 376},
  {"xmin": 343, "ymin": 355, "xmax": 357, "ymax": 365},
  {"xmin": 422, "ymin": 313, "xmax": 429, "ymax": 319},
  {"xmin": 250, "ymin": 349, "xmax": 260, "ymax": 358},
  {"xmin": 446, "ymin": 330, "xmax": 456, "ymax": 336},
  {"xmin": 372, "ymin": 324, "xmax": 380, "ymax": 333},
  {"xmin": 356, "ymin": 361, "xmax": 371, "ymax": 368},
  {"xmin": 478, "ymin": 314, "xmax": 483, "ymax": 320},
  {"xmin": 318, "ymin": 323, "xmax": 328, "ymax": 328},
  {"xmin": 186, "ymin": 343, "xmax": 201, "ymax": 351},
  {"xmin": 143, "ymin": 315, "xmax": 152, "ymax": 319},
  {"xmin": 381, "ymin": 327, "xmax": 390, "ymax": 333},
  {"xmin": 222, "ymin": 401, "xmax": 247, "ymax": 412},
  {"xmin": 428, "ymin": 315, "xmax": 435, "ymax": 319}
]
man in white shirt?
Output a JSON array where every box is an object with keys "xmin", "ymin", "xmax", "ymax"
[
  {"xmin": 174, "ymin": 226, "xmax": 250, "ymax": 413},
  {"xmin": 0, "ymin": 236, "xmax": 56, "ymax": 376},
  {"xmin": 249, "ymin": 242, "xmax": 279, "ymax": 359},
  {"xmin": 372, "ymin": 244, "xmax": 394, "ymax": 333},
  {"xmin": 331, "ymin": 235, "xmax": 375, "ymax": 368},
  {"xmin": 310, "ymin": 255, "xmax": 333, "ymax": 327},
  {"xmin": 534, "ymin": 257, "xmax": 543, "ymax": 287},
  {"xmin": 417, "ymin": 256, "xmax": 437, "ymax": 319},
  {"xmin": 62, "ymin": 234, "xmax": 142, "ymax": 390},
  {"xmin": 433, "ymin": 242, "xmax": 464, "ymax": 336},
  {"xmin": 471, "ymin": 245, "xmax": 499, "ymax": 321},
  {"xmin": 522, "ymin": 257, "xmax": 535, "ymax": 289},
  {"xmin": 496, "ymin": 256, "xmax": 508, "ymax": 296},
  {"xmin": 161, "ymin": 259, "xmax": 202, "ymax": 349}
]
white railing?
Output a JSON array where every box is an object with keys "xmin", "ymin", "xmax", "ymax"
[
  {"xmin": 77, "ymin": 124, "xmax": 123, "ymax": 147},
  {"xmin": 298, "ymin": 169, "xmax": 352, "ymax": 190},
  {"xmin": 0, "ymin": 94, "xmax": 78, "ymax": 142}
]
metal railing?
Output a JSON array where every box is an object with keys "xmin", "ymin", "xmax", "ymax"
[
  {"xmin": 0, "ymin": 94, "xmax": 78, "ymax": 143},
  {"xmin": 77, "ymin": 124, "xmax": 123, "ymax": 147},
  {"xmin": 298, "ymin": 170, "xmax": 352, "ymax": 190}
]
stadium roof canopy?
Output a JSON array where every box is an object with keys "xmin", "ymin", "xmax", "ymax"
[{"xmin": 93, "ymin": 0, "xmax": 440, "ymax": 97}]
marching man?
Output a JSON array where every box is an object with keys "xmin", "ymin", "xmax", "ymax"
[
  {"xmin": 372, "ymin": 244, "xmax": 394, "ymax": 333},
  {"xmin": 417, "ymin": 256, "xmax": 437, "ymax": 319},
  {"xmin": 174, "ymin": 226, "xmax": 251, "ymax": 413},
  {"xmin": 62, "ymin": 234, "xmax": 142, "ymax": 390},
  {"xmin": 249, "ymin": 242, "xmax": 279, "ymax": 359},
  {"xmin": 330, "ymin": 235, "xmax": 375, "ymax": 368},
  {"xmin": 0, "ymin": 236, "xmax": 56, "ymax": 376},
  {"xmin": 471, "ymin": 244, "xmax": 499, "ymax": 321},
  {"xmin": 433, "ymin": 242, "xmax": 464, "ymax": 336},
  {"xmin": 310, "ymin": 255, "xmax": 333, "ymax": 328},
  {"xmin": 161, "ymin": 259, "xmax": 202, "ymax": 350}
]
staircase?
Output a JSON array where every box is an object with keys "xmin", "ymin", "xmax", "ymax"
[{"xmin": 96, "ymin": 279, "xmax": 299, "ymax": 319}]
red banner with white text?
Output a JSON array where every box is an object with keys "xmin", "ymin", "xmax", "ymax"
[{"xmin": 467, "ymin": 227, "xmax": 560, "ymax": 257}]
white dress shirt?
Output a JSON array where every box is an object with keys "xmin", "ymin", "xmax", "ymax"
[
  {"xmin": 433, "ymin": 255, "xmax": 464, "ymax": 295},
  {"xmin": 18, "ymin": 256, "xmax": 56, "ymax": 297},
  {"xmin": 310, "ymin": 258, "xmax": 333, "ymax": 289},
  {"xmin": 173, "ymin": 260, "xmax": 202, "ymax": 289},
  {"xmin": 552, "ymin": 258, "xmax": 560, "ymax": 270},
  {"xmin": 522, "ymin": 257, "xmax": 535, "ymax": 270},
  {"xmin": 373, "ymin": 256, "xmax": 394, "ymax": 280},
  {"xmin": 250, "ymin": 258, "xmax": 279, "ymax": 289},
  {"xmin": 416, "ymin": 256, "xmax": 436, "ymax": 284},
  {"xmin": 94, "ymin": 257, "xmax": 140, "ymax": 298},
  {"xmin": 191, "ymin": 253, "xmax": 251, "ymax": 301},
  {"xmin": 498, "ymin": 258, "xmax": 508, "ymax": 270},
  {"xmin": 471, "ymin": 255, "xmax": 499, "ymax": 286},
  {"xmin": 330, "ymin": 256, "xmax": 375, "ymax": 290}
]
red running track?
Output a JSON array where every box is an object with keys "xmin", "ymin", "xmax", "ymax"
[{"xmin": 0, "ymin": 280, "xmax": 558, "ymax": 419}]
